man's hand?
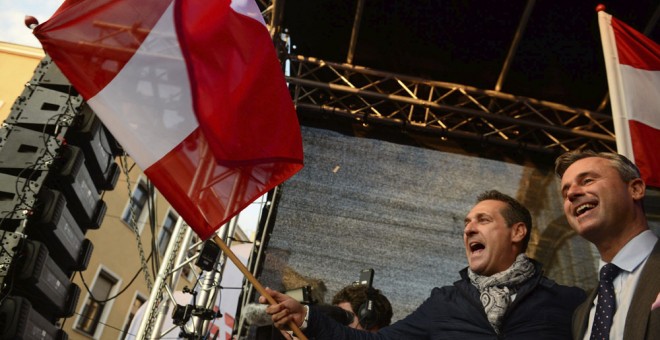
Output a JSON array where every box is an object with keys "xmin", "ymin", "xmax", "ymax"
[{"xmin": 259, "ymin": 287, "xmax": 307, "ymax": 330}]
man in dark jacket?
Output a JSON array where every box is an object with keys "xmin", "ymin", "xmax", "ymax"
[{"xmin": 260, "ymin": 190, "xmax": 586, "ymax": 339}]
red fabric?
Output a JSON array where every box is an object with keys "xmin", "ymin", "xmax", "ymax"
[
  {"xmin": 628, "ymin": 120, "xmax": 660, "ymax": 188},
  {"xmin": 35, "ymin": 0, "xmax": 304, "ymax": 239},
  {"xmin": 612, "ymin": 17, "xmax": 660, "ymax": 71},
  {"xmin": 610, "ymin": 16, "xmax": 660, "ymax": 188},
  {"xmin": 34, "ymin": 0, "xmax": 169, "ymax": 99},
  {"xmin": 175, "ymin": 0, "xmax": 303, "ymax": 165}
]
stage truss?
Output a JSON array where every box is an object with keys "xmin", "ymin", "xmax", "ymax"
[{"xmin": 283, "ymin": 54, "xmax": 616, "ymax": 155}]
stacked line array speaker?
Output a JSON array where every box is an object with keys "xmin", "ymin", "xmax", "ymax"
[{"xmin": 0, "ymin": 56, "xmax": 123, "ymax": 339}]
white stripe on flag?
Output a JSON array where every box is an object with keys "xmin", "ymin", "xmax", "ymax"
[
  {"xmin": 620, "ymin": 65, "xmax": 660, "ymax": 129},
  {"xmin": 88, "ymin": 2, "xmax": 198, "ymax": 169},
  {"xmin": 231, "ymin": 0, "xmax": 267, "ymax": 26}
]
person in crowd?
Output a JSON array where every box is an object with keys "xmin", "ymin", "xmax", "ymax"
[
  {"xmin": 555, "ymin": 150, "xmax": 660, "ymax": 339},
  {"xmin": 273, "ymin": 284, "xmax": 393, "ymax": 339},
  {"xmin": 331, "ymin": 284, "xmax": 393, "ymax": 332},
  {"xmin": 259, "ymin": 190, "xmax": 586, "ymax": 339}
]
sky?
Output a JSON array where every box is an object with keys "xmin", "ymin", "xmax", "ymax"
[{"xmin": 0, "ymin": 0, "xmax": 64, "ymax": 47}]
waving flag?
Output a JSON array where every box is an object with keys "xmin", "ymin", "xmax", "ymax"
[
  {"xmin": 34, "ymin": 0, "xmax": 304, "ymax": 239},
  {"xmin": 598, "ymin": 8, "xmax": 660, "ymax": 187}
]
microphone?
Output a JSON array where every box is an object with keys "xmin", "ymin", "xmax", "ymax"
[
  {"xmin": 242, "ymin": 303, "xmax": 272, "ymax": 327},
  {"xmin": 241, "ymin": 303, "xmax": 355, "ymax": 327}
]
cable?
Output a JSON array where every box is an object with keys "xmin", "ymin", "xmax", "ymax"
[
  {"xmin": 0, "ymin": 236, "xmax": 26, "ymax": 306},
  {"xmin": 77, "ymin": 249, "xmax": 153, "ymax": 305},
  {"xmin": 228, "ymin": 237, "xmax": 253, "ymax": 244},
  {"xmin": 69, "ymin": 309, "xmax": 183, "ymax": 339},
  {"xmin": 147, "ymin": 180, "xmax": 160, "ymax": 280}
]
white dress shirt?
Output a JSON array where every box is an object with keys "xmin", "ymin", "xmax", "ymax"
[{"xmin": 582, "ymin": 230, "xmax": 658, "ymax": 340}]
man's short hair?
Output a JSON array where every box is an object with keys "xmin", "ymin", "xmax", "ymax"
[
  {"xmin": 554, "ymin": 150, "xmax": 641, "ymax": 182},
  {"xmin": 476, "ymin": 190, "xmax": 532, "ymax": 253},
  {"xmin": 331, "ymin": 284, "xmax": 393, "ymax": 330}
]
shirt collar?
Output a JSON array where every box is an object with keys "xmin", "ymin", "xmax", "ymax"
[{"xmin": 602, "ymin": 230, "xmax": 658, "ymax": 273}]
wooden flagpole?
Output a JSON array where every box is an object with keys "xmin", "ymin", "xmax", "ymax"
[{"xmin": 212, "ymin": 235, "xmax": 308, "ymax": 340}]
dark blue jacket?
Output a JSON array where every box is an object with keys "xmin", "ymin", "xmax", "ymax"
[{"xmin": 305, "ymin": 261, "xmax": 585, "ymax": 339}]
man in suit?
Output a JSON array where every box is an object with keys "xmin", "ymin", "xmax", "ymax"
[
  {"xmin": 555, "ymin": 150, "xmax": 660, "ymax": 339},
  {"xmin": 259, "ymin": 190, "xmax": 585, "ymax": 339}
]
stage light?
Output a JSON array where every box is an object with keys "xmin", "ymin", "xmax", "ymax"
[{"xmin": 195, "ymin": 240, "xmax": 221, "ymax": 271}]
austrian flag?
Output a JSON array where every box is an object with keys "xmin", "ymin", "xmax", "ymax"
[
  {"xmin": 34, "ymin": 0, "xmax": 304, "ymax": 239},
  {"xmin": 598, "ymin": 9, "xmax": 660, "ymax": 187}
]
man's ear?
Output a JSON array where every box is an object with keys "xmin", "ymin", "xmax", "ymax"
[
  {"xmin": 511, "ymin": 222, "xmax": 527, "ymax": 243},
  {"xmin": 629, "ymin": 178, "xmax": 646, "ymax": 201}
]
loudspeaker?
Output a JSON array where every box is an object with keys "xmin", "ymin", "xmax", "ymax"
[
  {"xmin": 66, "ymin": 104, "xmax": 120, "ymax": 191},
  {"xmin": 46, "ymin": 144, "xmax": 106, "ymax": 232},
  {"xmin": 4, "ymin": 84, "xmax": 81, "ymax": 136},
  {"xmin": 11, "ymin": 239, "xmax": 81, "ymax": 319},
  {"xmin": 0, "ymin": 296, "xmax": 68, "ymax": 340},
  {"xmin": 0, "ymin": 125, "xmax": 58, "ymax": 176},
  {"xmin": 26, "ymin": 188, "xmax": 93, "ymax": 274}
]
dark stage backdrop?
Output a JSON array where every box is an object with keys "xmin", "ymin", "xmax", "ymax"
[{"xmin": 258, "ymin": 126, "xmax": 599, "ymax": 321}]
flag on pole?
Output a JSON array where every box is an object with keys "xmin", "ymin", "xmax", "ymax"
[
  {"xmin": 34, "ymin": 0, "xmax": 304, "ymax": 240},
  {"xmin": 597, "ymin": 8, "xmax": 660, "ymax": 187}
]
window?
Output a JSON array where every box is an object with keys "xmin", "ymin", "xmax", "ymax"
[
  {"xmin": 122, "ymin": 179, "xmax": 149, "ymax": 228},
  {"xmin": 157, "ymin": 210, "xmax": 178, "ymax": 256},
  {"xmin": 75, "ymin": 270, "xmax": 119, "ymax": 337},
  {"xmin": 120, "ymin": 293, "xmax": 146, "ymax": 340}
]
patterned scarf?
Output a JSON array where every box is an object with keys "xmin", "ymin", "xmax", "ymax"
[{"xmin": 467, "ymin": 253, "xmax": 535, "ymax": 334}]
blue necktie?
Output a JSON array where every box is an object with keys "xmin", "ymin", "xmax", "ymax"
[{"xmin": 589, "ymin": 263, "xmax": 621, "ymax": 340}]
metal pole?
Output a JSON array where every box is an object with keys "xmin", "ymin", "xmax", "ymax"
[
  {"xmin": 347, "ymin": 0, "xmax": 365, "ymax": 64},
  {"xmin": 153, "ymin": 225, "xmax": 195, "ymax": 338},
  {"xmin": 494, "ymin": 0, "xmax": 535, "ymax": 92},
  {"xmin": 185, "ymin": 216, "xmax": 237, "ymax": 337},
  {"xmin": 135, "ymin": 217, "xmax": 189, "ymax": 339}
]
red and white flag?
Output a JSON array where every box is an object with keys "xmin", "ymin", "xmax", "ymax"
[
  {"xmin": 34, "ymin": 0, "xmax": 304, "ymax": 239},
  {"xmin": 598, "ymin": 9, "xmax": 660, "ymax": 187}
]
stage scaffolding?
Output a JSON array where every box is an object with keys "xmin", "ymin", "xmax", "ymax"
[{"xmin": 263, "ymin": 0, "xmax": 618, "ymax": 156}]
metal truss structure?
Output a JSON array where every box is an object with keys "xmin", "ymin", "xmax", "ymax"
[
  {"xmin": 283, "ymin": 54, "xmax": 617, "ymax": 156},
  {"xmin": 263, "ymin": 0, "xmax": 621, "ymax": 157}
]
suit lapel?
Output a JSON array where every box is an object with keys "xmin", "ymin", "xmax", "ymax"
[
  {"xmin": 623, "ymin": 240, "xmax": 660, "ymax": 339},
  {"xmin": 573, "ymin": 288, "xmax": 597, "ymax": 339}
]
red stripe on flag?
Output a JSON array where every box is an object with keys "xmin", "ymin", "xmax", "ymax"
[
  {"xmin": 167, "ymin": 0, "xmax": 303, "ymax": 237},
  {"xmin": 175, "ymin": 0, "xmax": 303, "ymax": 164},
  {"xmin": 628, "ymin": 120, "xmax": 660, "ymax": 188},
  {"xmin": 145, "ymin": 128, "xmax": 302, "ymax": 240},
  {"xmin": 611, "ymin": 17, "xmax": 660, "ymax": 71},
  {"xmin": 34, "ymin": 0, "xmax": 171, "ymax": 99}
]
